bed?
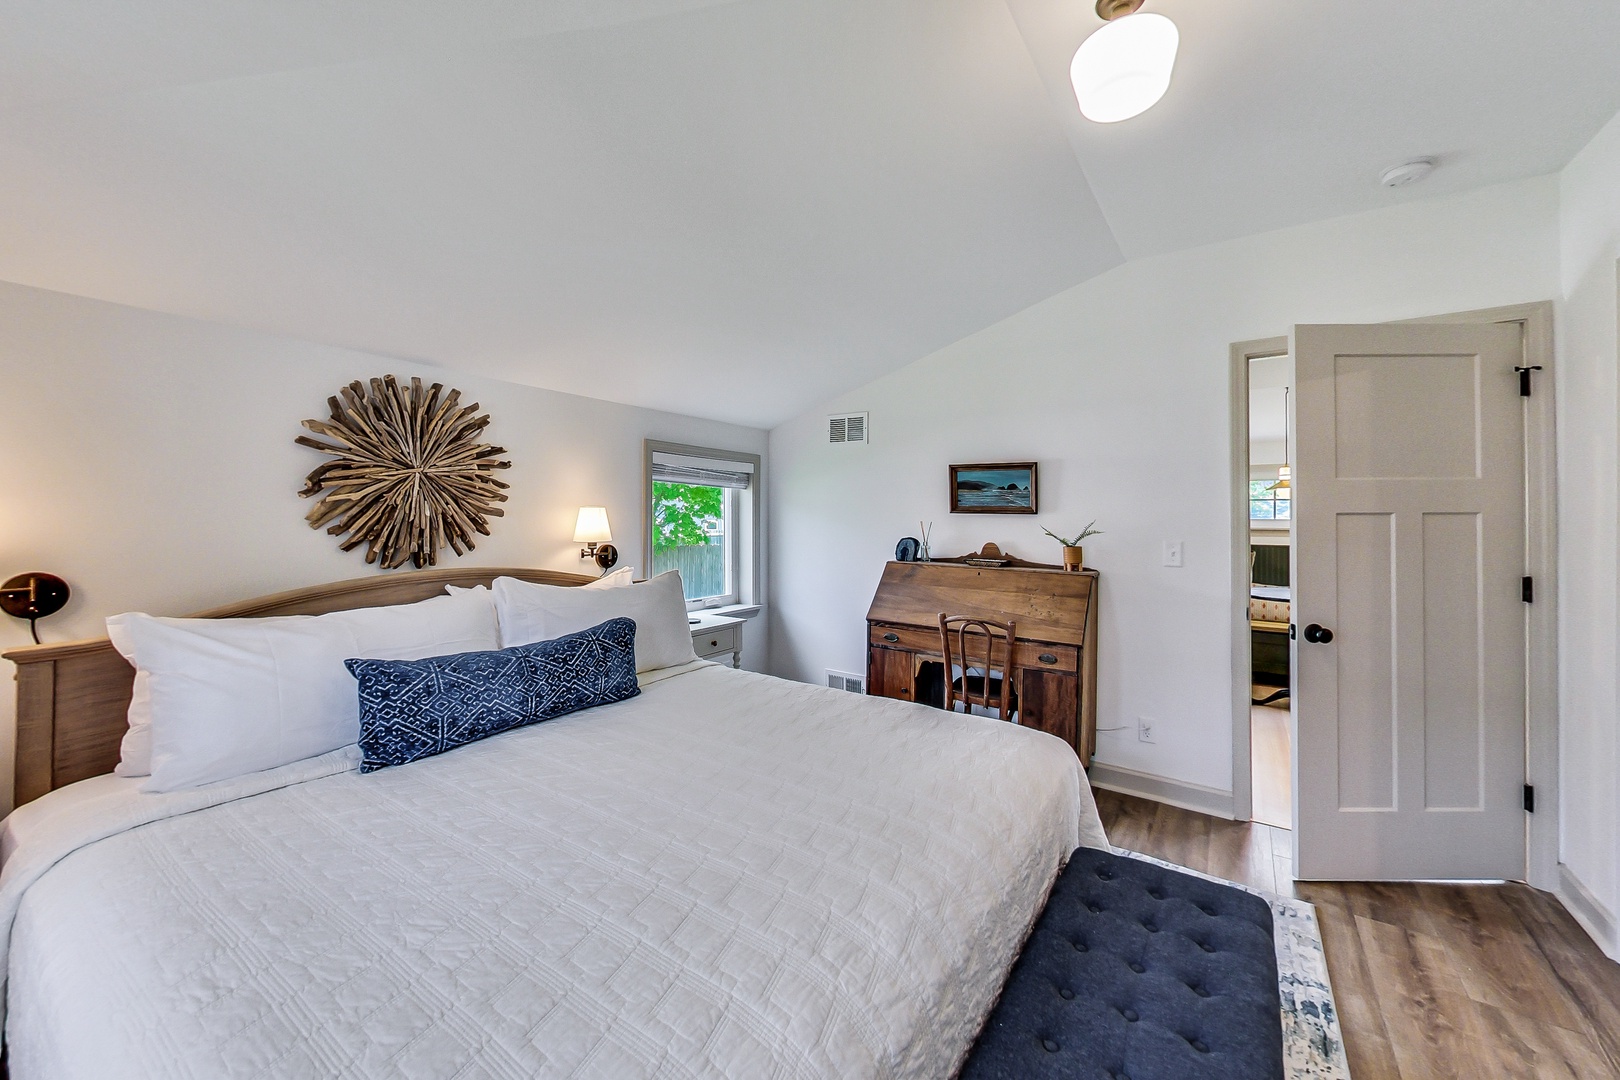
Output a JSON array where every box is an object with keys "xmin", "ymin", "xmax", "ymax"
[{"xmin": 0, "ymin": 567, "xmax": 1106, "ymax": 1079}]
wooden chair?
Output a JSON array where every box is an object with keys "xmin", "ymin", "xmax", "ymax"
[{"xmin": 937, "ymin": 614, "xmax": 1018, "ymax": 721}]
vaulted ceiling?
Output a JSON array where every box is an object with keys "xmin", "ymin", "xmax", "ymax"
[{"xmin": 3, "ymin": 1, "xmax": 1617, "ymax": 425}]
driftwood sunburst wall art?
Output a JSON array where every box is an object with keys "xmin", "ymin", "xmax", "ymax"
[{"xmin": 297, "ymin": 376, "xmax": 512, "ymax": 569}]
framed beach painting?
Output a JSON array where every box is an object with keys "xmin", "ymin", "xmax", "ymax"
[{"xmin": 949, "ymin": 462, "xmax": 1038, "ymax": 514}]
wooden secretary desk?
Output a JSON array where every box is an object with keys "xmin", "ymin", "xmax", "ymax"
[{"xmin": 865, "ymin": 559, "xmax": 1099, "ymax": 766}]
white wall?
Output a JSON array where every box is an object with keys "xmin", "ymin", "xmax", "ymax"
[
  {"xmin": 1248, "ymin": 354, "xmax": 1291, "ymax": 466},
  {"xmin": 769, "ymin": 176, "xmax": 1559, "ymax": 797},
  {"xmin": 1555, "ymin": 108, "xmax": 1620, "ymax": 952},
  {"xmin": 0, "ymin": 281, "xmax": 768, "ymax": 811}
]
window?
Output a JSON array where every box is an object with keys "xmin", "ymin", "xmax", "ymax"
[
  {"xmin": 645, "ymin": 443, "xmax": 760, "ymax": 609},
  {"xmin": 1249, "ymin": 478, "xmax": 1291, "ymax": 522},
  {"xmin": 651, "ymin": 480, "xmax": 734, "ymax": 602}
]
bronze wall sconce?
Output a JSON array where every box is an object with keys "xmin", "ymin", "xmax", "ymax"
[{"xmin": 1, "ymin": 572, "xmax": 70, "ymax": 643}]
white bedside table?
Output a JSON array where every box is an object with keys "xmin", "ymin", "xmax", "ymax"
[{"xmin": 689, "ymin": 612, "xmax": 745, "ymax": 668}]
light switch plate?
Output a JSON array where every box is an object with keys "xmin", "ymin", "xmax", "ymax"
[{"xmin": 1163, "ymin": 541, "xmax": 1184, "ymax": 568}]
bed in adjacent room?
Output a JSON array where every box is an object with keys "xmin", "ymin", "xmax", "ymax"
[
  {"xmin": 0, "ymin": 566, "xmax": 1106, "ymax": 1080},
  {"xmin": 1249, "ymin": 544, "xmax": 1291, "ymax": 705}
]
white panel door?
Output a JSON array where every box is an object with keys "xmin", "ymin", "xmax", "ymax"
[{"xmin": 1293, "ymin": 323, "xmax": 1526, "ymax": 881}]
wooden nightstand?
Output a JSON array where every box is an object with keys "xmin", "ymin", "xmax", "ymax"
[{"xmin": 689, "ymin": 613, "xmax": 745, "ymax": 668}]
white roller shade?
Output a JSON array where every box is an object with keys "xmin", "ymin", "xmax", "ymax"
[{"xmin": 652, "ymin": 451, "xmax": 755, "ymax": 490}]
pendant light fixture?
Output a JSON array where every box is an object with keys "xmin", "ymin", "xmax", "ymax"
[
  {"xmin": 1268, "ymin": 386, "xmax": 1291, "ymax": 494},
  {"xmin": 1070, "ymin": 0, "xmax": 1180, "ymax": 124}
]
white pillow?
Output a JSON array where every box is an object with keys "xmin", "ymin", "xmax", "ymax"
[
  {"xmin": 108, "ymin": 618, "xmax": 154, "ymax": 777},
  {"xmin": 108, "ymin": 590, "xmax": 499, "ymax": 792},
  {"xmin": 492, "ymin": 570, "xmax": 697, "ymax": 673},
  {"xmin": 585, "ymin": 565, "xmax": 636, "ymax": 589}
]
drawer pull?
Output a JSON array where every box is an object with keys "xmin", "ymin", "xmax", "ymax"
[
  {"xmin": 709, "ymin": 639, "xmax": 720, "ymax": 648},
  {"xmin": 883, "ymin": 632, "xmax": 899, "ymax": 643},
  {"xmin": 1038, "ymin": 653, "xmax": 1058, "ymax": 665}
]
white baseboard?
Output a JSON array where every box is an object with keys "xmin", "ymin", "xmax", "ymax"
[
  {"xmin": 1087, "ymin": 762, "xmax": 1236, "ymax": 820},
  {"xmin": 1557, "ymin": 862, "xmax": 1619, "ymax": 960}
]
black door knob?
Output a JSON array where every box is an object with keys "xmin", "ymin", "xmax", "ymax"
[{"xmin": 1303, "ymin": 623, "xmax": 1334, "ymax": 644}]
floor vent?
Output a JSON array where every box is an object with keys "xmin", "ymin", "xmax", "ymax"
[
  {"xmin": 827, "ymin": 670, "xmax": 866, "ymax": 694},
  {"xmin": 828, "ymin": 412, "xmax": 869, "ymax": 444}
]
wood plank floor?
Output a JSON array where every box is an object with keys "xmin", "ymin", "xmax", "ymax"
[
  {"xmin": 1095, "ymin": 788, "xmax": 1620, "ymax": 1078},
  {"xmin": 1249, "ymin": 688, "xmax": 1291, "ymax": 830}
]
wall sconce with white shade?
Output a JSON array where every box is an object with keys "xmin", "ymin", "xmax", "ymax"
[
  {"xmin": 574, "ymin": 507, "xmax": 618, "ymax": 571},
  {"xmin": 1070, "ymin": 0, "xmax": 1180, "ymax": 124}
]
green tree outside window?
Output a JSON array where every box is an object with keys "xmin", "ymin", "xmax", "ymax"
[{"xmin": 653, "ymin": 482, "xmax": 724, "ymax": 548}]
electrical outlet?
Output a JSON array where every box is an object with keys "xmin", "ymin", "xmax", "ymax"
[
  {"xmin": 1163, "ymin": 541, "xmax": 1184, "ymax": 568},
  {"xmin": 1138, "ymin": 717, "xmax": 1156, "ymax": 743}
]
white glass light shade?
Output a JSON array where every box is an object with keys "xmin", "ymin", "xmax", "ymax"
[
  {"xmin": 572, "ymin": 506, "xmax": 613, "ymax": 544},
  {"xmin": 1070, "ymin": 12, "xmax": 1179, "ymax": 124}
]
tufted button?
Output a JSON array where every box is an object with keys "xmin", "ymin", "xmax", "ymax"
[
  {"xmin": 1191, "ymin": 983, "xmax": 1212, "ymax": 998},
  {"xmin": 1059, "ymin": 987, "xmax": 1075, "ymax": 1000},
  {"xmin": 1096, "ymin": 867, "xmax": 1112, "ymax": 879},
  {"xmin": 1087, "ymin": 902, "xmax": 1102, "ymax": 913},
  {"xmin": 1148, "ymin": 888, "xmax": 1165, "ymax": 900},
  {"xmin": 1121, "ymin": 1008, "xmax": 1139, "ymax": 1022},
  {"xmin": 1041, "ymin": 1038, "xmax": 1060, "ymax": 1053},
  {"xmin": 1142, "ymin": 920, "xmax": 1158, "ymax": 932},
  {"xmin": 1072, "ymin": 939, "xmax": 1089, "ymax": 952},
  {"xmin": 1190, "ymin": 1038, "xmax": 1210, "ymax": 1053},
  {"xmin": 1199, "ymin": 904, "xmax": 1217, "ymax": 916},
  {"xmin": 1200, "ymin": 942, "xmax": 1216, "ymax": 953},
  {"xmin": 1128, "ymin": 961, "xmax": 1145, "ymax": 973}
]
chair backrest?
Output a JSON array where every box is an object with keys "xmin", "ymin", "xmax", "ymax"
[{"xmin": 937, "ymin": 613, "xmax": 1017, "ymax": 720}]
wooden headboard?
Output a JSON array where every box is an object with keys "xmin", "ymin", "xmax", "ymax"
[{"xmin": 2, "ymin": 566, "xmax": 595, "ymax": 809}]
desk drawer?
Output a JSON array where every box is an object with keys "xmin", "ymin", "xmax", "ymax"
[
  {"xmin": 1013, "ymin": 641, "xmax": 1078, "ymax": 674},
  {"xmin": 868, "ymin": 624, "xmax": 1077, "ymax": 674},
  {"xmin": 869, "ymin": 624, "xmax": 942, "ymax": 655}
]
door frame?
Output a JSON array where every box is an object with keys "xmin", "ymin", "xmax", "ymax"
[{"xmin": 1228, "ymin": 302, "xmax": 1558, "ymax": 890}]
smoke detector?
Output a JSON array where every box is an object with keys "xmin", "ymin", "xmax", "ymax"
[{"xmin": 1379, "ymin": 158, "xmax": 1437, "ymax": 188}]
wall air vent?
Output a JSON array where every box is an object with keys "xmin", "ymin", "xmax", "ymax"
[
  {"xmin": 827, "ymin": 670, "xmax": 866, "ymax": 694},
  {"xmin": 828, "ymin": 412, "xmax": 869, "ymax": 445}
]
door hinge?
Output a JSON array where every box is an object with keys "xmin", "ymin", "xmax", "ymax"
[
  {"xmin": 1515, "ymin": 365, "xmax": 1543, "ymax": 397},
  {"xmin": 1524, "ymin": 784, "xmax": 1536, "ymax": 813},
  {"xmin": 1522, "ymin": 576, "xmax": 1534, "ymax": 603}
]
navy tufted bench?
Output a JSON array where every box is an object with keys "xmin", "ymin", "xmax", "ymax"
[{"xmin": 960, "ymin": 847, "xmax": 1284, "ymax": 1080}]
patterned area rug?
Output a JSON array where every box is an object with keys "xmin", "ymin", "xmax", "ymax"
[{"xmin": 1115, "ymin": 850, "xmax": 1353, "ymax": 1079}]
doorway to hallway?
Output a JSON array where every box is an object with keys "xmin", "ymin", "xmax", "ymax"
[{"xmin": 1247, "ymin": 351, "xmax": 1293, "ymax": 830}]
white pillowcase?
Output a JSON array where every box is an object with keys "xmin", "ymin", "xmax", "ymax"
[
  {"xmin": 492, "ymin": 570, "xmax": 697, "ymax": 673},
  {"xmin": 108, "ymin": 618, "xmax": 154, "ymax": 778},
  {"xmin": 108, "ymin": 590, "xmax": 499, "ymax": 791},
  {"xmin": 586, "ymin": 565, "xmax": 636, "ymax": 588}
]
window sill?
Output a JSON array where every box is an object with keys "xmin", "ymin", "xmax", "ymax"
[{"xmin": 694, "ymin": 603, "xmax": 762, "ymax": 619}]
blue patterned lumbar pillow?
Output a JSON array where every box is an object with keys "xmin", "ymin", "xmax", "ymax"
[{"xmin": 345, "ymin": 616, "xmax": 640, "ymax": 772}]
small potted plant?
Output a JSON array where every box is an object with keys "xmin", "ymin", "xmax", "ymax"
[{"xmin": 1043, "ymin": 521, "xmax": 1102, "ymax": 572}]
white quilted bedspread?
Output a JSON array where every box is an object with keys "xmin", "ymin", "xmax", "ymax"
[{"xmin": 0, "ymin": 664, "xmax": 1104, "ymax": 1080}]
